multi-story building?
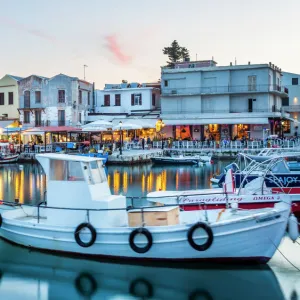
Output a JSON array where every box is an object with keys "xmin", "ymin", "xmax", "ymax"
[
  {"xmin": 18, "ymin": 74, "xmax": 93, "ymax": 129},
  {"xmin": 89, "ymin": 82, "xmax": 160, "ymax": 122},
  {"xmin": 281, "ymin": 72, "xmax": 300, "ymax": 136},
  {"xmin": 160, "ymin": 60, "xmax": 290, "ymax": 140},
  {"xmin": 0, "ymin": 74, "xmax": 23, "ymax": 119}
]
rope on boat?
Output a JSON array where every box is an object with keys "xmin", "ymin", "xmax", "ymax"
[{"xmin": 268, "ymin": 237, "xmax": 300, "ymax": 272}]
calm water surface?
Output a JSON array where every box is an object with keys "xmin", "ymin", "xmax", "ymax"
[{"xmin": 0, "ymin": 162, "xmax": 299, "ymax": 299}]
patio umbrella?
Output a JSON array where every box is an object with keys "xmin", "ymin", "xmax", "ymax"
[
  {"xmin": 82, "ymin": 120, "xmax": 112, "ymax": 129},
  {"xmin": 112, "ymin": 123, "xmax": 142, "ymax": 131},
  {"xmin": 81, "ymin": 126, "xmax": 108, "ymax": 132}
]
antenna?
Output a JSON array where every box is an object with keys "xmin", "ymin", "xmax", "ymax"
[
  {"xmin": 196, "ymin": 53, "xmax": 198, "ymax": 61},
  {"xmin": 83, "ymin": 65, "xmax": 88, "ymax": 80}
]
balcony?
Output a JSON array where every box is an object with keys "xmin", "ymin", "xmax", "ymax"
[{"xmin": 162, "ymin": 84, "xmax": 289, "ymax": 97}]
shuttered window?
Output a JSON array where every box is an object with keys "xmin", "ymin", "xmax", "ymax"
[{"xmin": 8, "ymin": 92, "xmax": 13, "ymax": 105}]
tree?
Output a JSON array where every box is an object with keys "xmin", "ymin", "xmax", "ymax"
[{"xmin": 162, "ymin": 40, "xmax": 190, "ymax": 66}]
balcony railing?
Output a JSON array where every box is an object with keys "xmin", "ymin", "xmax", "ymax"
[
  {"xmin": 162, "ymin": 108, "xmax": 282, "ymax": 114},
  {"xmin": 162, "ymin": 84, "xmax": 288, "ymax": 96},
  {"xmin": 282, "ymin": 105, "xmax": 300, "ymax": 112}
]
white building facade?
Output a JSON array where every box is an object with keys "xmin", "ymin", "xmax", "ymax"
[
  {"xmin": 18, "ymin": 74, "xmax": 93, "ymax": 129},
  {"xmin": 281, "ymin": 72, "xmax": 300, "ymax": 136},
  {"xmin": 94, "ymin": 83, "xmax": 160, "ymax": 117},
  {"xmin": 160, "ymin": 60, "xmax": 290, "ymax": 141}
]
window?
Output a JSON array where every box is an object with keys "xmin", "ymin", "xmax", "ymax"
[
  {"xmin": 24, "ymin": 111, "xmax": 30, "ymax": 123},
  {"xmin": 115, "ymin": 94, "xmax": 121, "ymax": 106},
  {"xmin": 49, "ymin": 160, "xmax": 84, "ymax": 181},
  {"xmin": 58, "ymin": 90, "xmax": 65, "ymax": 103},
  {"xmin": 248, "ymin": 76, "xmax": 257, "ymax": 91},
  {"xmin": 164, "ymin": 80, "xmax": 168, "ymax": 87},
  {"xmin": 131, "ymin": 93, "xmax": 142, "ymax": 106},
  {"xmin": 292, "ymin": 78, "xmax": 298, "ymax": 85},
  {"xmin": 152, "ymin": 94, "xmax": 156, "ymax": 106},
  {"xmin": 0, "ymin": 93, "xmax": 4, "ymax": 105},
  {"xmin": 35, "ymin": 110, "xmax": 42, "ymax": 126},
  {"xmin": 78, "ymin": 112, "xmax": 82, "ymax": 124},
  {"xmin": 282, "ymin": 97, "xmax": 289, "ymax": 106},
  {"xmin": 79, "ymin": 90, "xmax": 82, "ymax": 104},
  {"xmin": 58, "ymin": 110, "xmax": 65, "ymax": 126},
  {"xmin": 24, "ymin": 91, "xmax": 30, "ymax": 108},
  {"xmin": 88, "ymin": 92, "xmax": 90, "ymax": 105},
  {"xmin": 35, "ymin": 91, "xmax": 41, "ymax": 103},
  {"xmin": 248, "ymin": 98, "xmax": 256, "ymax": 112},
  {"xmin": 8, "ymin": 92, "xmax": 13, "ymax": 105},
  {"xmin": 104, "ymin": 95, "xmax": 110, "ymax": 106}
]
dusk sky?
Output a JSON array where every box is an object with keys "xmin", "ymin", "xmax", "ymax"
[{"xmin": 1, "ymin": 0, "xmax": 299, "ymax": 88}]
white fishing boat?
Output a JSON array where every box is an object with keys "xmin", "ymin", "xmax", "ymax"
[
  {"xmin": 0, "ymin": 142, "xmax": 19, "ymax": 164},
  {"xmin": 0, "ymin": 154, "xmax": 293, "ymax": 264}
]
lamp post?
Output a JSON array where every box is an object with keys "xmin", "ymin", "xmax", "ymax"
[
  {"xmin": 281, "ymin": 121, "xmax": 285, "ymax": 139},
  {"xmin": 119, "ymin": 121, "xmax": 122, "ymax": 155},
  {"xmin": 19, "ymin": 122, "xmax": 22, "ymax": 153}
]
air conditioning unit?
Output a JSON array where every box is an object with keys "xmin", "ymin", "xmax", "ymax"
[{"xmin": 171, "ymin": 90, "xmax": 177, "ymax": 94}]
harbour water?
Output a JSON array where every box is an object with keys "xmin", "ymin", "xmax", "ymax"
[{"xmin": 0, "ymin": 162, "xmax": 299, "ymax": 299}]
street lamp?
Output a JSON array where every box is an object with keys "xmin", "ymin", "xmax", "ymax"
[
  {"xmin": 119, "ymin": 121, "xmax": 122, "ymax": 155},
  {"xmin": 19, "ymin": 122, "xmax": 22, "ymax": 152}
]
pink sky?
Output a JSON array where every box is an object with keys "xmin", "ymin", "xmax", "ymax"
[{"xmin": 0, "ymin": 0, "xmax": 300, "ymax": 88}]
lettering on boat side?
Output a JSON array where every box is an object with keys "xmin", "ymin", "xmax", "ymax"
[
  {"xmin": 277, "ymin": 177, "xmax": 298, "ymax": 185},
  {"xmin": 180, "ymin": 194, "xmax": 282, "ymax": 204}
]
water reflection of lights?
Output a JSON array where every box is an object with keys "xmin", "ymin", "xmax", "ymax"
[
  {"xmin": 147, "ymin": 172, "xmax": 153, "ymax": 193},
  {"xmin": 123, "ymin": 171, "xmax": 128, "ymax": 194},
  {"xmin": 113, "ymin": 171, "xmax": 120, "ymax": 194},
  {"xmin": 141, "ymin": 174, "xmax": 145, "ymax": 193}
]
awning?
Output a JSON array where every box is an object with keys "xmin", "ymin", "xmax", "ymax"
[
  {"xmin": 23, "ymin": 126, "xmax": 81, "ymax": 135},
  {"xmin": 163, "ymin": 118, "xmax": 269, "ymax": 126},
  {"xmin": 283, "ymin": 117, "xmax": 296, "ymax": 122}
]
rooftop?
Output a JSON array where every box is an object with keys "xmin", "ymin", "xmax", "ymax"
[{"xmin": 36, "ymin": 153, "xmax": 104, "ymax": 162}]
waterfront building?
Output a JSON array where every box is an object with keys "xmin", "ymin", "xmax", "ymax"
[
  {"xmin": 0, "ymin": 74, "xmax": 23, "ymax": 119},
  {"xmin": 18, "ymin": 74, "xmax": 93, "ymax": 129},
  {"xmin": 93, "ymin": 81, "xmax": 160, "ymax": 118},
  {"xmin": 160, "ymin": 60, "xmax": 291, "ymax": 141},
  {"xmin": 281, "ymin": 72, "xmax": 300, "ymax": 136}
]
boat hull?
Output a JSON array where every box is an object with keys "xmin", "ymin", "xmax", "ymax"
[
  {"xmin": 0, "ymin": 206, "xmax": 289, "ymax": 264},
  {"xmin": 151, "ymin": 157, "xmax": 200, "ymax": 165},
  {"xmin": 0, "ymin": 154, "xmax": 19, "ymax": 164}
]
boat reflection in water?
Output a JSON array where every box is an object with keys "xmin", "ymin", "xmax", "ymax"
[
  {"xmin": 0, "ymin": 239, "xmax": 286, "ymax": 300},
  {"xmin": 0, "ymin": 161, "xmax": 225, "ymax": 204}
]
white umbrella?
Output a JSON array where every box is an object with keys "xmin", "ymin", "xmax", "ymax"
[
  {"xmin": 82, "ymin": 120, "xmax": 112, "ymax": 129},
  {"xmin": 112, "ymin": 123, "xmax": 142, "ymax": 130},
  {"xmin": 81, "ymin": 126, "xmax": 108, "ymax": 132}
]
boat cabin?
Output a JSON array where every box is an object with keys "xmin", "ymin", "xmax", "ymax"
[{"xmin": 36, "ymin": 154, "xmax": 128, "ymax": 227}]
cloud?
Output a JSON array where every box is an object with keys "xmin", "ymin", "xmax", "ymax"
[
  {"xmin": 104, "ymin": 35, "xmax": 132, "ymax": 64},
  {"xmin": 0, "ymin": 17, "xmax": 56, "ymax": 43}
]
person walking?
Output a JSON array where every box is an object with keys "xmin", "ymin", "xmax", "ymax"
[{"xmin": 141, "ymin": 137, "xmax": 145, "ymax": 150}]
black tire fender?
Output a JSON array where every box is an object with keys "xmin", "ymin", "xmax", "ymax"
[
  {"xmin": 129, "ymin": 228, "xmax": 153, "ymax": 254},
  {"xmin": 129, "ymin": 278, "xmax": 153, "ymax": 298},
  {"xmin": 187, "ymin": 222, "xmax": 214, "ymax": 251},
  {"xmin": 74, "ymin": 223, "xmax": 97, "ymax": 248},
  {"xmin": 189, "ymin": 289, "xmax": 214, "ymax": 300},
  {"xmin": 75, "ymin": 272, "xmax": 97, "ymax": 297}
]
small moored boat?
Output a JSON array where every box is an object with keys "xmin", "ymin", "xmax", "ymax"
[{"xmin": 0, "ymin": 154, "xmax": 293, "ymax": 264}]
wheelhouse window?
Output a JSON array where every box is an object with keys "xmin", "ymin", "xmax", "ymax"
[
  {"xmin": 49, "ymin": 160, "xmax": 84, "ymax": 181},
  {"xmin": 35, "ymin": 91, "xmax": 41, "ymax": 103},
  {"xmin": 89, "ymin": 161, "xmax": 106, "ymax": 184},
  {"xmin": 58, "ymin": 90, "xmax": 65, "ymax": 103}
]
